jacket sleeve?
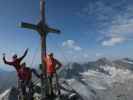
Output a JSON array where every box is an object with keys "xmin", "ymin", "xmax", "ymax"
[
  {"xmin": 31, "ymin": 69, "xmax": 41, "ymax": 78},
  {"xmin": 55, "ymin": 59, "xmax": 62, "ymax": 70},
  {"xmin": 3, "ymin": 56, "xmax": 14, "ymax": 65},
  {"xmin": 19, "ymin": 48, "xmax": 28, "ymax": 61}
]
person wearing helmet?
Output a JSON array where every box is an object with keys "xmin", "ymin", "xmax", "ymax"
[{"xmin": 43, "ymin": 53, "xmax": 62, "ymax": 95}]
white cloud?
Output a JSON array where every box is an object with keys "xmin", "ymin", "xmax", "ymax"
[
  {"xmin": 95, "ymin": 2, "xmax": 133, "ymax": 47},
  {"xmin": 102, "ymin": 36, "xmax": 125, "ymax": 46},
  {"xmin": 100, "ymin": 13, "xmax": 133, "ymax": 47},
  {"xmin": 106, "ymin": 16, "xmax": 133, "ymax": 36},
  {"xmin": 78, "ymin": 1, "xmax": 133, "ymax": 46},
  {"xmin": 83, "ymin": 54, "xmax": 89, "ymax": 58},
  {"xmin": 74, "ymin": 46, "xmax": 82, "ymax": 51},
  {"xmin": 62, "ymin": 40, "xmax": 82, "ymax": 51},
  {"xmin": 96, "ymin": 53, "xmax": 103, "ymax": 57},
  {"xmin": 62, "ymin": 40, "xmax": 74, "ymax": 48}
]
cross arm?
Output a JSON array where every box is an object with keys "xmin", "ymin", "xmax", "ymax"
[
  {"xmin": 20, "ymin": 22, "xmax": 38, "ymax": 31},
  {"xmin": 46, "ymin": 26, "xmax": 61, "ymax": 34}
]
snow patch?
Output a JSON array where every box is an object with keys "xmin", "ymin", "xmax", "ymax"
[
  {"xmin": 122, "ymin": 59, "xmax": 133, "ymax": 64},
  {"xmin": 101, "ymin": 65, "xmax": 133, "ymax": 83},
  {"xmin": 0, "ymin": 89, "xmax": 10, "ymax": 99}
]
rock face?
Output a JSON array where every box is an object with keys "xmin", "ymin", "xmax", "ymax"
[{"xmin": 0, "ymin": 81, "xmax": 83, "ymax": 100}]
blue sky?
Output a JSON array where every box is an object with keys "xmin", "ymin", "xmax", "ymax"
[{"xmin": 0, "ymin": 0, "xmax": 133, "ymax": 70}]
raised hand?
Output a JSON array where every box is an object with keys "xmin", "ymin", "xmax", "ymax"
[{"xmin": 2, "ymin": 53, "xmax": 6, "ymax": 57}]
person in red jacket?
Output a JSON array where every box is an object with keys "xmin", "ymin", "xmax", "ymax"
[
  {"xmin": 2, "ymin": 48, "xmax": 28, "ymax": 77},
  {"xmin": 19, "ymin": 63, "xmax": 41, "ymax": 81},
  {"xmin": 43, "ymin": 53, "xmax": 62, "ymax": 95},
  {"xmin": 19, "ymin": 62, "xmax": 32, "ymax": 98},
  {"xmin": 19, "ymin": 62, "xmax": 41, "ymax": 100}
]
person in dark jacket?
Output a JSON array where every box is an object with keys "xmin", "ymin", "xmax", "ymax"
[{"xmin": 2, "ymin": 48, "xmax": 28, "ymax": 78}]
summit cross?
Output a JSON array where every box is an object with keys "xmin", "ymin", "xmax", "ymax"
[{"xmin": 20, "ymin": 0, "xmax": 61, "ymax": 99}]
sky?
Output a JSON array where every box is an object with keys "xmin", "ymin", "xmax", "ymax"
[{"xmin": 0, "ymin": 0, "xmax": 133, "ymax": 70}]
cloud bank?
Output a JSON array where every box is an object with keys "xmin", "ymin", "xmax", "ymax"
[
  {"xmin": 78, "ymin": 0, "xmax": 133, "ymax": 47},
  {"xmin": 62, "ymin": 40, "xmax": 82, "ymax": 51}
]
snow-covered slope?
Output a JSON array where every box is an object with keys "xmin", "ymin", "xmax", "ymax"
[
  {"xmin": 0, "ymin": 89, "xmax": 10, "ymax": 100},
  {"xmin": 66, "ymin": 66, "xmax": 133, "ymax": 100},
  {"xmin": 0, "ymin": 87, "xmax": 18, "ymax": 100}
]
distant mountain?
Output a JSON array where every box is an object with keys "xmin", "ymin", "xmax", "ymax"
[
  {"xmin": 60, "ymin": 57, "xmax": 133, "ymax": 78},
  {"xmin": 0, "ymin": 69, "xmax": 17, "ymax": 94},
  {"xmin": 95, "ymin": 57, "xmax": 113, "ymax": 66}
]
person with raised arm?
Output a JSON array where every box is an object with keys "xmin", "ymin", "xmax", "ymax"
[{"xmin": 3, "ymin": 48, "xmax": 28, "ymax": 72}]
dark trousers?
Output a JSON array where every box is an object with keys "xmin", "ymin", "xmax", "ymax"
[
  {"xmin": 18, "ymin": 80, "xmax": 34, "ymax": 100},
  {"xmin": 47, "ymin": 74, "xmax": 54, "ymax": 95},
  {"xmin": 47, "ymin": 73, "xmax": 61, "ymax": 96}
]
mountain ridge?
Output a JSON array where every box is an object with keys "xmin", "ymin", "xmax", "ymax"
[{"xmin": 1, "ymin": 57, "xmax": 133, "ymax": 100}]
